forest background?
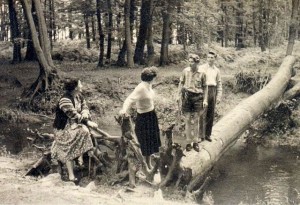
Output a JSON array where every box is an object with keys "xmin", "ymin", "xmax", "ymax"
[{"xmin": 0, "ymin": 0, "xmax": 300, "ymax": 204}]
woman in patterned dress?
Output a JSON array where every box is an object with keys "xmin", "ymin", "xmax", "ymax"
[
  {"xmin": 51, "ymin": 79, "xmax": 98, "ymax": 181},
  {"xmin": 119, "ymin": 67, "xmax": 161, "ymax": 169}
]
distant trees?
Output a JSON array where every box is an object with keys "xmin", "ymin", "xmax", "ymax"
[{"xmin": 1, "ymin": 0, "xmax": 300, "ymax": 69}]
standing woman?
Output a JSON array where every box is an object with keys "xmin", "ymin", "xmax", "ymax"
[
  {"xmin": 51, "ymin": 79, "xmax": 98, "ymax": 181},
  {"xmin": 119, "ymin": 67, "xmax": 161, "ymax": 169}
]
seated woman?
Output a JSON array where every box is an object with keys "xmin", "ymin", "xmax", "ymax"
[{"xmin": 51, "ymin": 79, "xmax": 98, "ymax": 181}]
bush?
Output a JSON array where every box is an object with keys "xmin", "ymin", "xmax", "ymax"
[{"xmin": 234, "ymin": 70, "xmax": 271, "ymax": 94}]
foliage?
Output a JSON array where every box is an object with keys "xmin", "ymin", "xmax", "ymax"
[
  {"xmin": 234, "ymin": 70, "xmax": 271, "ymax": 94},
  {"xmin": 247, "ymin": 99, "xmax": 299, "ymax": 144}
]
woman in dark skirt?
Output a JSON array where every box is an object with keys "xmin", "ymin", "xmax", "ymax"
[{"xmin": 119, "ymin": 67, "xmax": 161, "ymax": 169}]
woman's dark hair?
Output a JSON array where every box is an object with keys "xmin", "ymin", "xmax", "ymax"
[
  {"xmin": 64, "ymin": 79, "xmax": 79, "ymax": 92},
  {"xmin": 141, "ymin": 66, "xmax": 158, "ymax": 82}
]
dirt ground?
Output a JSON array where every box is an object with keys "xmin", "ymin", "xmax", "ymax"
[{"xmin": 0, "ymin": 42, "xmax": 300, "ymax": 205}]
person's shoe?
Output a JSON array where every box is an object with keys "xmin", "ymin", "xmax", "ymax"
[
  {"xmin": 192, "ymin": 142, "xmax": 200, "ymax": 152},
  {"xmin": 185, "ymin": 144, "xmax": 192, "ymax": 152},
  {"xmin": 205, "ymin": 136, "xmax": 212, "ymax": 142},
  {"xmin": 68, "ymin": 177, "xmax": 79, "ymax": 184}
]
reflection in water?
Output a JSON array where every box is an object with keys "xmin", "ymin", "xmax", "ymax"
[
  {"xmin": 206, "ymin": 139, "xmax": 300, "ymax": 205},
  {"xmin": 263, "ymin": 165, "xmax": 289, "ymax": 204}
]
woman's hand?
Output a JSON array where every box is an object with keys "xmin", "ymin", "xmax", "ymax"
[
  {"xmin": 87, "ymin": 120, "xmax": 98, "ymax": 128},
  {"xmin": 203, "ymin": 101, "xmax": 208, "ymax": 108},
  {"xmin": 81, "ymin": 112, "xmax": 89, "ymax": 119},
  {"xmin": 119, "ymin": 109, "xmax": 127, "ymax": 116}
]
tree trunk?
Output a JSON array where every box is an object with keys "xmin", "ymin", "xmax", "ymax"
[
  {"xmin": 134, "ymin": 0, "xmax": 150, "ymax": 64},
  {"xmin": 125, "ymin": 0, "xmax": 134, "ymax": 67},
  {"xmin": 96, "ymin": 0, "xmax": 105, "ymax": 67},
  {"xmin": 286, "ymin": 0, "xmax": 300, "ymax": 55},
  {"xmin": 91, "ymin": 15, "xmax": 96, "ymax": 42},
  {"xmin": 33, "ymin": 0, "xmax": 54, "ymax": 67},
  {"xmin": 84, "ymin": 14, "xmax": 91, "ymax": 49},
  {"xmin": 181, "ymin": 56, "xmax": 296, "ymax": 194},
  {"xmin": 8, "ymin": 0, "xmax": 22, "ymax": 63},
  {"xmin": 130, "ymin": 0, "xmax": 135, "ymax": 41},
  {"xmin": 106, "ymin": 0, "xmax": 113, "ymax": 64},
  {"xmin": 160, "ymin": 0, "xmax": 173, "ymax": 66},
  {"xmin": 116, "ymin": 0, "xmax": 135, "ymax": 67},
  {"xmin": 146, "ymin": 0, "xmax": 155, "ymax": 66},
  {"xmin": 48, "ymin": 0, "xmax": 54, "ymax": 48},
  {"xmin": 258, "ymin": 0, "xmax": 268, "ymax": 52},
  {"xmin": 252, "ymin": 0, "xmax": 257, "ymax": 46},
  {"xmin": 116, "ymin": 40, "xmax": 127, "ymax": 66},
  {"xmin": 23, "ymin": 0, "xmax": 37, "ymax": 61},
  {"xmin": 235, "ymin": 0, "xmax": 244, "ymax": 49},
  {"xmin": 21, "ymin": 0, "xmax": 58, "ymax": 100}
]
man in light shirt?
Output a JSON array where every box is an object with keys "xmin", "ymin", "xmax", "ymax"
[
  {"xmin": 198, "ymin": 51, "xmax": 222, "ymax": 142},
  {"xmin": 177, "ymin": 54, "xmax": 208, "ymax": 152}
]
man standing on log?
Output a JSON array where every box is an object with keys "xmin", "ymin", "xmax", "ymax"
[
  {"xmin": 198, "ymin": 51, "xmax": 222, "ymax": 142},
  {"xmin": 177, "ymin": 54, "xmax": 208, "ymax": 152}
]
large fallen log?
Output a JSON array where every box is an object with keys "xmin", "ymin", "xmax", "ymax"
[{"xmin": 180, "ymin": 55, "xmax": 297, "ymax": 193}]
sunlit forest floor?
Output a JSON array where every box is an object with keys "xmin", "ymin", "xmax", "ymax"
[{"xmin": 0, "ymin": 41, "xmax": 300, "ymax": 204}]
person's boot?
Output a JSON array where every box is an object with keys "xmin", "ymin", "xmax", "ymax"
[
  {"xmin": 205, "ymin": 136, "xmax": 212, "ymax": 142},
  {"xmin": 192, "ymin": 142, "xmax": 200, "ymax": 152}
]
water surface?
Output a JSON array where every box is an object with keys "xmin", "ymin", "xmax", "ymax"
[{"xmin": 206, "ymin": 139, "xmax": 300, "ymax": 205}]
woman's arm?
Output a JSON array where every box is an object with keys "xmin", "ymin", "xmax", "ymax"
[
  {"xmin": 120, "ymin": 84, "xmax": 142, "ymax": 114},
  {"xmin": 79, "ymin": 95, "xmax": 90, "ymax": 120},
  {"xmin": 59, "ymin": 97, "xmax": 82, "ymax": 122}
]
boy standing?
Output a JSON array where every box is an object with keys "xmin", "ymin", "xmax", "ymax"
[{"xmin": 177, "ymin": 54, "xmax": 208, "ymax": 152}]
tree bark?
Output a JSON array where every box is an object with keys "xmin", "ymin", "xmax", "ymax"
[
  {"xmin": 84, "ymin": 14, "xmax": 91, "ymax": 49},
  {"xmin": 33, "ymin": 0, "xmax": 54, "ymax": 67},
  {"xmin": 23, "ymin": 0, "xmax": 37, "ymax": 61},
  {"xmin": 21, "ymin": 0, "xmax": 58, "ymax": 100},
  {"xmin": 134, "ymin": 0, "xmax": 151, "ymax": 64},
  {"xmin": 96, "ymin": 0, "xmax": 105, "ymax": 67},
  {"xmin": 252, "ymin": 0, "xmax": 257, "ymax": 46},
  {"xmin": 124, "ymin": 0, "xmax": 134, "ymax": 67},
  {"xmin": 8, "ymin": 0, "xmax": 22, "ymax": 63},
  {"xmin": 146, "ymin": 0, "xmax": 155, "ymax": 66},
  {"xmin": 91, "ymin": 15, "xmax": 96, "ymax": 42},
  {"xmin": 286, "ymin": 0, "xmax": 300, "ymax": 55},
  {"xmin": 160, "ymin": 0, "xmax": 173, "ymax": 66},
  {"xmin": 106, "ymin": 0, "xmax": 113, "ymax": 64},
  {"xmin": 258, "ymin": 0, "xmax": 268, "ymax": 52},
  {"xmin": 235, "ymin": 0, "xmax": 244, "ymax": 49},
  {"xmin": 116, "ymin": 41, "xmax": 127, "ymax": 66}
]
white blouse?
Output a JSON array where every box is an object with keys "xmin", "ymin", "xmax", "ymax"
[{"xmin": 122, "ymin": 81, "xmax": 155, "ymax": 114}]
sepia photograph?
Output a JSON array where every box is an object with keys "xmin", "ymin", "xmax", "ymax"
[{"xmin": 0, "ymin": 0, "xmax": 299, "ymax": 204}]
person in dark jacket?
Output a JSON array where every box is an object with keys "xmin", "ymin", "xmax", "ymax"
[{"xmin": 51, "ymin": 79, "xmax": 98, "ymax": 181}]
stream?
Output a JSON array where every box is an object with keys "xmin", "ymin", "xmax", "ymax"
[{"xmin": 206, "ymin": 138, "xmax": 300, "ymax": 205}]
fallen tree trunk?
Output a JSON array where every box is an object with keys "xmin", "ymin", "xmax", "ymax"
[
  {"xmin": 181, "ymin": 55, "xmax": 297, "ymax": 193},
  {"xmin": 283, "ymin": 81, "xmax": 300, "ymax": 100}
]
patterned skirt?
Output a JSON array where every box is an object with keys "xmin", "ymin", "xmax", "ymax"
[
  {"xmin": 51, "ymin": 123, "xmax": 93, "ymax": 163},
  {"xmin": 135, "ymin": 110, "xmax": 161, "ymax": 156}
]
